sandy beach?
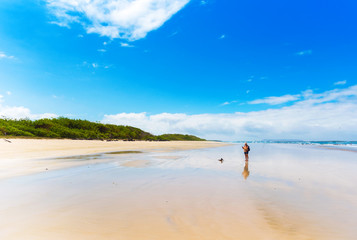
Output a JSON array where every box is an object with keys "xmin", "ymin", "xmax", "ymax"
[
  {"xmin": 1, "ymin": 141, "xmax": 357, "ymax": 240},
  {"xmin": 0, "ymin": 139, "xmax": 228, "ymax": 179}
]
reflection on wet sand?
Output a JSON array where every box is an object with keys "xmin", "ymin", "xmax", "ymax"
[
  {"xmin": 106, "ymin": 150, "xmax": 143, "ymax": 155},
  {"xmin": 242, "ymin": 160, "xmax": 250, "ymax": 180},
  {"xmin": 1, "ymin": 143, "xmax": 357, "ymax": 240},
  {"xmin": 120, "ymin": 159, "xmax": 150, "ymax": 168}
]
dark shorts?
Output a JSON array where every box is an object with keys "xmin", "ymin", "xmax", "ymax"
[{"xmin": 244, "ymin": 152, "xmax": 249, "ymax": 155}]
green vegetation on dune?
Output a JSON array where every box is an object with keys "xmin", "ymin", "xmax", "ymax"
[
  {"xmin": 0, "ymin": 117, "xmax": 205, "ymax": 141},
  {"xmin": 155, "ymin": 134, "xmax": 204, "ymax": 141}
]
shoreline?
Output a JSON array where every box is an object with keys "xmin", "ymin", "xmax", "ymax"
[{"xmin": 0, "ymin": 139, "xmax": 230, "ymax": 180}]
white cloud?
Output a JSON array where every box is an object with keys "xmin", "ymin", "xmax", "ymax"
[
  {"xmin": 46, "ymin": 0, "xmax": 190, "ymax": 41},
  {"xmin": 301, "ymin": 89, "xmax": 313, "ymax": 98},
  {"xmin": 221, "ymin": 100, "xmax": 237, "ymax": 106},
  {"xmin": 120, "ymin": 42, "xmax": 134, "ymax": 47},
  {"xmin": 334, "ymin": 80, "xmax": 347, "ymax": 85},
  {"xmin": 200, "ymin": 0, "xmax": 207, "ymax": 5},
  {"xmin": 82, "ymin": 61, "xmax": 101, "ymax": 69},
  {"xmin": 246, "ymin": 75, "xmax": 254, "ymax": 82},
  {"xmin": 1, "ymin": 91, "xmax": 57, "ymax": 119},
  {"xmin": 249, "ymin": 94, "xmax": 300, "ymax": 105},
  {"xmin": 0, "ymin": 51, "xmax": 15, "ymax": 60},
  {"xmin": 97, "ymin": 49, "xmax": 107, "ymax": 52},
  {"xmin": 102, "ymin": 85, "xmax": 357, "ymax": 141},
  {"xmin": 0, "ymin": 104, "xmax": 57, "ymax": 120},
  {"xmin": 49, "ymin": 20, "xmax": 73, "ymax": 28},
  {"xmin": 296, "ymin": 50, "xmax": 312, "ymax": 56},
  {"xmin": 219, "ymin": 34, "xmax": 225, "ymax": 39}
]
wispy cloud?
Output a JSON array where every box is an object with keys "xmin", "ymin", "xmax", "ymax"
[
  {"xmin": 6, "ymin": 91, "xmax": 11, "ymax": 95},
  {"xmin": 120, "ymin": 42, "xmax": 134, "ymax": 48},
  {"xmin": 219, "ymin": 34, "xmax": 225, "ymax": 39},
  {"xmin": 82, "ymin": 61, "xmax": 113, "ymax": 70},
  {"xmin": 245, "ymin": 75, "xmax": 254, "ymax": 82},
  {"xmin": 221, "ymin": 100, "xmax": 237, "ymax": 106},
  {"xmin": 334, "ymin": 80, "xmax": 347, "ymax": 85},
  {"xmin": 249, "ymin": 94, "xmax": 300, "ymax": 105},
  {"xmin": 296, "ymin": 50, "xmax": 312, "ymax": 56},
  {"xmin": 168, "ymin": 31, "xmax": 179, "ymax": 37},
  {"xmin": 82, "ymin": 61, "xmax": 100, "ymax": 69},
  {"xmin": 97, "ymin": 49, "xmax": 107, "ymax": 52},
  {"xmin": 0, "ymin": 51, "xmax": 15, "ymax": 60},
  {"xmin": 200, "ymin": 0, "xmax": 208, "ymax": 5},
  {"xmin": 102, "ymin": 85, "xmax": 357, "ymax": 141},
  {"xmin": 49, "ymin": 20, "xmax": 73, "ymax": 28},
  {"xmin": 46, "ymin": 0, "xmax": 190, "ymax": 41}
]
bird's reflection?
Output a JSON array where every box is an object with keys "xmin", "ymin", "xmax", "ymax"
[{"xmin": 242, "ymin": 160, "xmax": 250, "ymax": 180}]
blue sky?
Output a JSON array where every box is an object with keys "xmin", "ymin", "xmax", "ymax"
[{"xmin": 1, "ymin": 0, "xmax": 357, "ymax": 140}]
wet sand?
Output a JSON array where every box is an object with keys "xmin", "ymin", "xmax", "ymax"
[
  {"xmin": 1, "ymin": 143, "xmax": 357, "ymax": 239},
  {"xmin": 0, "ymin": 139, "xmax": 228, "ymax": 179}
]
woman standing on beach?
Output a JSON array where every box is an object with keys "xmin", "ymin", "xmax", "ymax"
[{"xmin": 242, "ymin": 142, "xmax": 250, "ymax": 161}]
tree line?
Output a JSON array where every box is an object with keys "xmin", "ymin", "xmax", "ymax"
[{"xmin": 0, "ymin": 117, "xmax": 204, "ymax": 141}]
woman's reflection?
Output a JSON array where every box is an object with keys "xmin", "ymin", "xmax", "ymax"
[{"xmin": 242, "ymin": 160, "xmax": 250, "ymax": 180}]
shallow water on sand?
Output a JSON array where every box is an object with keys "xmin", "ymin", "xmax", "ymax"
[{"xmin": 0, "ymin": 143, "xmax": 356, "ymax": 240}]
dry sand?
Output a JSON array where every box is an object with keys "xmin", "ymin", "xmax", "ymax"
[{"xmin": 0, "ymin": 138, "xmax": 227, "ymax": 160}]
